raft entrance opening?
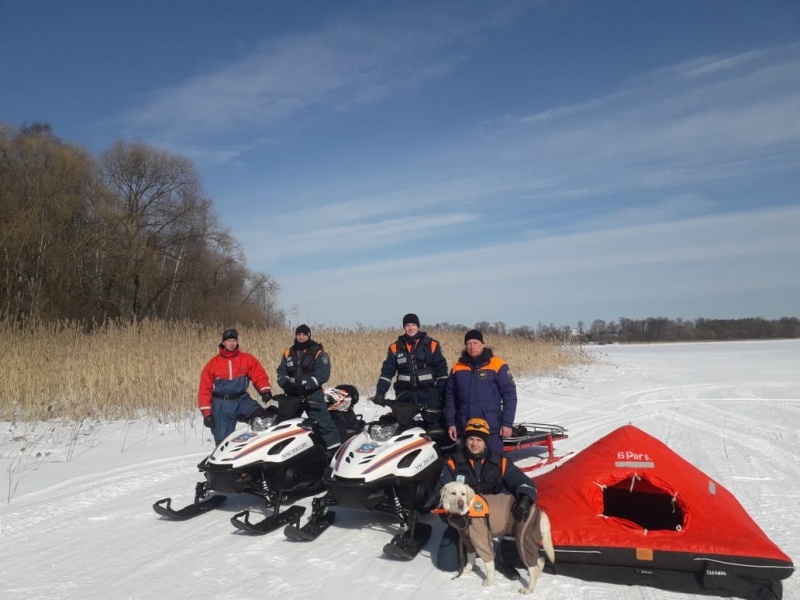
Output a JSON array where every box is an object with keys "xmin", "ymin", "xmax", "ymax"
[{"xmin": 602, "ymin": 476, "xmax": 685, "ymax": 531}]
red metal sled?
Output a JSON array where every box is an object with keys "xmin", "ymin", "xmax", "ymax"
[{"xmin": 503, "ymin": 422, "xmax": 569, "ymax": 472}]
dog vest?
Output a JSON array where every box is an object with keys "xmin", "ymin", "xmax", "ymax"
[{"xmin": 465, "ymin": 493, "xmax": 491, "ymax": 517}]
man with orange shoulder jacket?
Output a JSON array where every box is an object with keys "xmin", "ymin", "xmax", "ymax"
[
  {"xmin": 373, "ymin": 313, "xmax": 448, "ymax": 430},
  {"xmin": 445, "ymin": 329, "xmax": 517, "ymax": 454}
]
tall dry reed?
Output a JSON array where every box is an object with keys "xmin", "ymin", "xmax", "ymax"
[{"xmin": 1, "ymin": 320, "xmax": 589, "ymax": 421}]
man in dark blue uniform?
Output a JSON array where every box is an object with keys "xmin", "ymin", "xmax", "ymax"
[
  {"xmin": 277, "ymin": 324, "xmax": 340, "ymax": 452},
  {"xmin": 373, "ymin": 313, "xmax": 448, "ymax": 430}
]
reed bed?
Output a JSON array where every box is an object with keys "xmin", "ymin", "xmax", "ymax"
[{"xmin": 2, "ymin": 320, "xmax": 590, "ymax": 422}]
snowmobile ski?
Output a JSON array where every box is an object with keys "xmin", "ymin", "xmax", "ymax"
[
  {"xmin": 382, "ymin": 522, "xmax": 432, "ymax": 561},
  {"xmin": 230, "ymin": 505, "xmax": 306, "ymax": 535},
  {"xmin": 284, "ymin": 510, "xmax": 336, "ymax": 541},
  {"xmin": 152, "ymin": 495, "xmax": 227, "ymax": 520}
]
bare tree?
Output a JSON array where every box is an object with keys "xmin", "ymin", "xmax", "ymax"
[
  {"xmin": 1, "ymin": 127, "xmax": 286, "ymax": 326},
  {"xmin": 0, "ymin": 124, "xmax": 99, "ymax": 321},
  {"xmin": 98, "ymin": 140, "xmax": 214, "ymax": 319}
]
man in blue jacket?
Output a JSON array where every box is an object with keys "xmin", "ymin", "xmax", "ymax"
[{"xmin": 444, "ymin": 329, "xmax": 517, "ymax": 454}]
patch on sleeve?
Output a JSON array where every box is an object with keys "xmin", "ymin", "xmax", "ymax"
[
  {"xmin": 456, "ymin": 474, "xmax": 465, "ymax": 484},
  {"xmin": 507, "ymin": 370, "xmax": 514, "ymax": 382},
  {"xmin": 322, "ymin": 356, "xmax": 330, "ymax": 365}
]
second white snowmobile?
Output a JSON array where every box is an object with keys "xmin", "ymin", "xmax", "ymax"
[{"xmin": 284, "ymin": 400, "xmax": 451, "ymax": 559}]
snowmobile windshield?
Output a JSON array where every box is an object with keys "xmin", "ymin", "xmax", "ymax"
[
  {"xmin": 250, "ymin": 414, "xmax": 277, "ymax": 431},
  {"xmin": 367, "ymin": 422, "xmax": 399, "ymax": 442}
]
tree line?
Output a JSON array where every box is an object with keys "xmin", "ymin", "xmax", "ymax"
[
  {"xmin": 431, "ymin": 317, "xmax": 800, "ymax": 343},
  {"xmin": 583, "ymin": 316, "xmax": 800, "ymax": 343},
  {"xmin": 0, "ymin": 122, "xmax": 285, "ymax": 328}
]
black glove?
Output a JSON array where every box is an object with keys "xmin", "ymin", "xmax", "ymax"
[
  {"xmin": 512, "ymin": 494, "xmax": 533, "ymax": 523},
  {"xmin": 203, "ymin": 414, "xmax": 216, "ymax": 429},
  {"xmin": 260, "ymin": 391, "xmax": 273, "ymax": 403},
  {"xmin": 372, "ymin": 392, "xmax": 386, "ymax": 406}
]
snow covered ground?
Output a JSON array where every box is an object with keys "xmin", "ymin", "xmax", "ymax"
[{"xmin": 1, "ymin": 339, "xmax": 797, "ymax": 600}]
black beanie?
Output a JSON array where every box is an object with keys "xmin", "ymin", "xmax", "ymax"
[
  {"xmin": 295, "ymin": 324, "xmax": 311, "ymax": 336},
  {"xmin": 464, "ymin": 329, "xmax": 484, "ymax": 344},
  {"xmin": 402, "ymin": 313, "xmax": 420, "ymax": 327},
  {"xmin": 222, "ymin": 328, "xmax": 239, "ymax": 342}
]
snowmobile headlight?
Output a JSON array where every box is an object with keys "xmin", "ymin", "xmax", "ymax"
[
  {"xmin": 368, "ymin": 422, "xmax": 398, "ymax": 442},
  {"xmin": 250, "ymin": 415, "xmax": 276, "ymax": 431}
]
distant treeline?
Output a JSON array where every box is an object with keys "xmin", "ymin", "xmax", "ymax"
[
  {"xmin": 431, "ymin": 317, "xmax": 800, "ymax": 343},
  {"xmin": 0, "ymin": 122, "xmax": 285, "ymax": 327},
  {"xmin": 582, "ymin": 317, "xmax": 800, "ymax": 343}
]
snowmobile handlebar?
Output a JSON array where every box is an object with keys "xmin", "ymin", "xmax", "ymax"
[
  {"xmin": 369, "ymin": 394, "xmax": 440, "ymax": 428},
  {"xmin": 263, "ymin": 393, "xmax": 309, "ymax": 421}
]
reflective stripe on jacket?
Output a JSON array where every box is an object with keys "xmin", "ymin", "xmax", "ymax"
[{"xmin": 376, "ymin": 331, "xmax": 448, "ymax": 395}]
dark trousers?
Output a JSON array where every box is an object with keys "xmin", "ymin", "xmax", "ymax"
[
  {"xmin": 396, "ymin": 387, "xmax": 443, "ymax": 430},
  {"xmin": 436, "ymin": 524, "xmax": 517, "ymax": 572},
  {"xmin": 306, "ymin": 399, "xmax": 341, "ymax": 448},
  {"xmin": 436, "ymin": 525, "xmax": 461, "ymax": 572}
]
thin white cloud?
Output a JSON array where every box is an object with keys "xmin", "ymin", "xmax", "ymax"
[
  {"xmin": 242, "ymin": 212, "xmax": 478, "ymax": 261},
  {"xmin": 116, "ymin": 9, "xmax": 509, "ymax": 148},
  {"xmin": 658, "ymin": 49, "xmax": 769, "ymax": 79},
  {"xmin": 570, "ymin": 193, "xmax": 716, "ymax": 232},
  {"xmin": 518, "ymin": 47, "xmax": 775, "ymax": 126}
]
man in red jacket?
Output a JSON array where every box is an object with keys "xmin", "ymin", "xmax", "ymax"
[{"xmin": 197, "ymin": 329, "xmax": 272, "ymax": 445}]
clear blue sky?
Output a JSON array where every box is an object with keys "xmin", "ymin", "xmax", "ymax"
[{"xmin": 2, "ymin": 1, "xmax": 799, "ymax": 329}]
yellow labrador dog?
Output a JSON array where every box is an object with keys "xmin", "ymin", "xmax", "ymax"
[{"xmin": 439, "ymin": 481, "xmax": 554, "ymax": 594}]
